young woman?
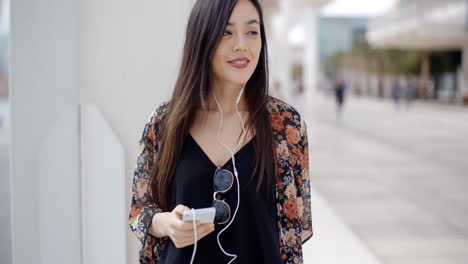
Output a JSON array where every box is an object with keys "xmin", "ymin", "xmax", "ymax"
[{"xmin": 129, "ymin": 0, "xmax": 312, "ymax": 263}]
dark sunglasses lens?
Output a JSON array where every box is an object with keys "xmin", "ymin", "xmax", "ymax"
[
  {"xmin": 214, "ymin": 170, "xmax": 232, "ymax": 192},
  {"xmin": 212, "ymin": 200, "xmax": 230, "ymax": 224}
]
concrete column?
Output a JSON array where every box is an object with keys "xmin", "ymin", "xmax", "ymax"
[
  {"xmin": 303, "ymin": 7, "xmax": 319, "ymax": 100},
  {"xmin": 462, "ymin": 44, "xmax": 468, "ymax": 103},
  {"xmin": 79, "ymin": 1, "xmax": 192, "ymax": 262},
  {"xmin": 11, "ymin": 1, "xmax": 193, "ymax": 263},
  {"xmin": 268, "ymin": 1, "xmax": 294, "ymax": 101},
  {"xmin": 420, "ymin": 51, "xmax": 431, "ymax": 99},
  {"xmin": 10, "ymin": 1, "xmax": 81, "ymax": 263}
]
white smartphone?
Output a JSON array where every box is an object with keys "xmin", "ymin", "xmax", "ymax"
[{"xmin": 182, "ymin": 207, "xmax": 216, "ymax": 224}]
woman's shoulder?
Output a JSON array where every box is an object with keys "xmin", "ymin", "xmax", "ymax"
[
  {"xmin": 266, "ymin": 95, "xmax": 304, "ymax": 129},
  {"xmin": 145, "ymin": 100, "xmax": 171, "ymax": 125}
]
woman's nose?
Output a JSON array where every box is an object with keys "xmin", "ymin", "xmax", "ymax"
[{"xmin": 233, "ymin": 35, "xmax": 247, "ymax": 51}]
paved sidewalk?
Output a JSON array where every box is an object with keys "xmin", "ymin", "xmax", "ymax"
[
  {"xmin": 303, "ymin": 188, "xmax": 382, "ymax": 264},
  {"xmin": 294, "ymin": 93, "xmax": 468, "ymax": 264}
]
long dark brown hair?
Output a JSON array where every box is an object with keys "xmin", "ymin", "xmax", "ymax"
[{"xmin": 148, "ymin": 0, "xmax": 277, "ymax": 212}]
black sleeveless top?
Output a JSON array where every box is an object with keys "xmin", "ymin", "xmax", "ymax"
[{"xmin": 159, "ymin": 134, "xmax": 282, "ymax": 264}]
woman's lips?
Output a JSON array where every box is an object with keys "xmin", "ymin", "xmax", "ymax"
[{"xmin": 228, "ymin": 59, "xmax": 249, "ymax": 69}]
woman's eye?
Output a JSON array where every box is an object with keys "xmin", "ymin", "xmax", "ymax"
[
  {"xmin": 248, "ymin": 31, "xmax": 259, "ymax": 35},
  {"xmin": 223, "ymin": 30, "xmax": 232, "ymax": 36}
]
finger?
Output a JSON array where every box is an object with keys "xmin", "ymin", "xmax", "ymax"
[
  {"xmin": 176, "ymin": 219, "xmax": 201, "ymax": 231},
  {"xmin": 169, "ymin": 232, "xmax": 194, "ymax": 248},
  {"xmin": 172, "ymin": 204, "xmax": 191, "ymax": 216},
  {"xmin": 174, "ymin": 233, "xmax": 209, "ymax": 248},
  {"xmin": 176, "ymin": 240, "xmax": 194, "ymax": 249},
  {"xmin": 196, "ymin": 224, "xmax": 215, "ymax": 241},
  {"xmin": 173, "ymin": 239, "xmax": 190, "ymax": 249},
  {"xmin": 173, "ymin": 232, "xmax": 200, "ymax": 248},
  {"xmin": 196, "ymin": 223, "xmax": 214, "ymax": 233},
  {"xmin": 170, "ymin": 209, "xmax": 198, "ymax": 228},
  {"xmin": 172, "ymin": 224, "xmax": 215, "ymax": 248},
  {"xmin": 195, "ymin": 231, "xmax": 212, "ymax": 242},
  {"xmin": 178, "ymin": 223, "xmax": 211, "ymax": 235},
  {"xmin": 173, "ymin": 224, "xmax": 213, "ymax": 241}
]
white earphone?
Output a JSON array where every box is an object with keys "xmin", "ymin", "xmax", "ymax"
[{"xmin": 189, "ymin": 87, "xmax": 246, "ymax": 264}]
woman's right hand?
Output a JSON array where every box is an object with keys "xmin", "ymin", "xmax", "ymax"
[{"xmin": 150, "ymin": 204, "xmax": 215, "ymax": 248}]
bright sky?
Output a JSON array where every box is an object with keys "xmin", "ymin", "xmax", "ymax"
[{"xmin": 319, "ymin": 0, "xmax": 397, "ymax": 17}]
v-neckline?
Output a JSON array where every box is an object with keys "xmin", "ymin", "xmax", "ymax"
[{"xmin": 188, "ymin": 133, "xmax": 256, "ymax": 169}]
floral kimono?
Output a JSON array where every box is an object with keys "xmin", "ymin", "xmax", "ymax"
[{"xmin": 129, "ymin": 96, "xmax": 313, "ymax": 264}]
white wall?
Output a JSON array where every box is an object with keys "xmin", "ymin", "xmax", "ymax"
[
  {"xmin": 80, "ymin": 105, "xmax": 126, "ymax": 264},
  {"xmin": 10, "ymin": 0, "xmax": 81, "ymax": 263},
  {"xmin": 10, "ymin": 1, "xmax": 193, "ymax": 263},
  {"xmin": 79, "ymin": 1, "xmax": 193, "ymax": 263}
]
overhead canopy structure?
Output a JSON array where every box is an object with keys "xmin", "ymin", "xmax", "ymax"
[
  {"xmin": 367, "ymin": 0, "xmax": 468, "ymax": 102},
  {"xmin": 367, "ymin": 0, "xmax": 468, "ymax": 50}
]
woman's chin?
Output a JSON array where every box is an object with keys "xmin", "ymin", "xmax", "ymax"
[
  {"xmin": 228, "ymin": 75, "xmax": 253, "ymax": 86},
  {"xmin": 221, "ymin": 79, "xmax": 246, "ymax": 87}
]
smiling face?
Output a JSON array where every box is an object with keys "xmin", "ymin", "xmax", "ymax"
[{"xmin": 211, "ymin": 0, "xmax": 262, "ymax": 88}]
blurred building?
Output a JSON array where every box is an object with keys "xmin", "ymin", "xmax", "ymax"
[
  {"xmin": 317, "ymin": 16, "xmax": 368, "ymax": 94},
  {"xmin": 368, "ymin": 0, "xmax": 468, "ymax": 103},
  {"xmin": 263, "ymin": 0, "xmax": 330, "ymax": 101},
  {"xmin": 318, "ymin": 16, "xmax": 368, "ymax": 66}
]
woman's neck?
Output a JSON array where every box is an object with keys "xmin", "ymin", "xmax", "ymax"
[{"xmin": 206, "ymin": 82, "xmax": 248, "ymax": 115}]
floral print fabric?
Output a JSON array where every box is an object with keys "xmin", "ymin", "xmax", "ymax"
[{"xmin": 129, "ymin": 96, "xmax": 313, "ymax": 264}]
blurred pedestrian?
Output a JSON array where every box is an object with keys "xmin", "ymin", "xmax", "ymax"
[
  {"xmin": 405, "ymin": 76, "xmax": 416, "ymax": 108},
  {"xmin": 335, "ymin": 79, "xmax": 346, "ymax": 117},
  {"xmin": 392, "ymin": 75, "xmax": 401, "ymax": 110}
]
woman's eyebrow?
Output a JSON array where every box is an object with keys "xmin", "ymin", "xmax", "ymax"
[{"xmin": 227, "ymin": 19, "xmax": 260, "ymax": 26}]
